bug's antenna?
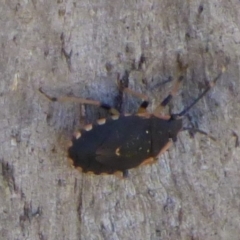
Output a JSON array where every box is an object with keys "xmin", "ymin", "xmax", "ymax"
[{"xmin": 177, "ymin": 67, "xmax": 226, "ymax": 117}]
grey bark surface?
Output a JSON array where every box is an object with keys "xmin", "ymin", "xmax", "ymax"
[{"xmin": 1, "ymin": 0, "xmax": 240, "ymax": 240}]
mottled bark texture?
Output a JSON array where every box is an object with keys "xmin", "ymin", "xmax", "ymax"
[{"xmin": 1, "ymin": 0, "xmax": 240, "ymax": 240}]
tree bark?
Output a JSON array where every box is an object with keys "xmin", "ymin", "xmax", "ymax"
[{"xmin": 1, "ymin": 0, "xmax": 240, "ymax": 240}]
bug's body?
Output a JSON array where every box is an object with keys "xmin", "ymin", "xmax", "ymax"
[
  {"xmin": 39, "ymin": 67, "xmax": 225, "ymax": 177},
  {"xmin": 68, "ymin": 114, "xmax": 182, "ymax": 174}
]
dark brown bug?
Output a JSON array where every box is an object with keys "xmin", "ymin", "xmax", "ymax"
[{"xmin": 40, "ymin": 68, "xmax": 225, "ymax": 177}]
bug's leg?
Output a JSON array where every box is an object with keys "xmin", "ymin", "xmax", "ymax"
[
  {"xmin": 182, "ymin": 127, "xmax": 216, "ymax": 141},
  {"xmin": 123, "ymin": 88, "xmax": 149, "ymax": 113},
  {"xmin": 153, "ymin": 76, "xmax": 184, "ymax": 115},
  {"xmin": 39, "ymin": 88, "xmax": 120, "ymax": 115},
  {"xmin": 117, "ymin": 75, "xmax": 149, "ymax": 113},
  {"xmin": 122, "ymin": 170, "xmax": 129, "ymax": 178},
  {"xmin": 114, "ymin": 170, "xmax": 129, "ymax": 179},
  {"xmin": 99, "ymin": 103, "xmax": 120, "ymax": 115},
  {"xmin": 232, "ymin": 132, "xmax": 239, "ymax": 148}
]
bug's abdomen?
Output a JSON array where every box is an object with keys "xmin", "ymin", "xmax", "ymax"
[
  {"xmin": 68, "ymin": 119, "xmax": 118, "ymax": 174},
  {"xmin": 68, "ymin": 115, "xmax": 157, "ymax": 174},
  {"xmin": 68, "ymin": 115, "xmax": 179, "ymax": 174}
]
